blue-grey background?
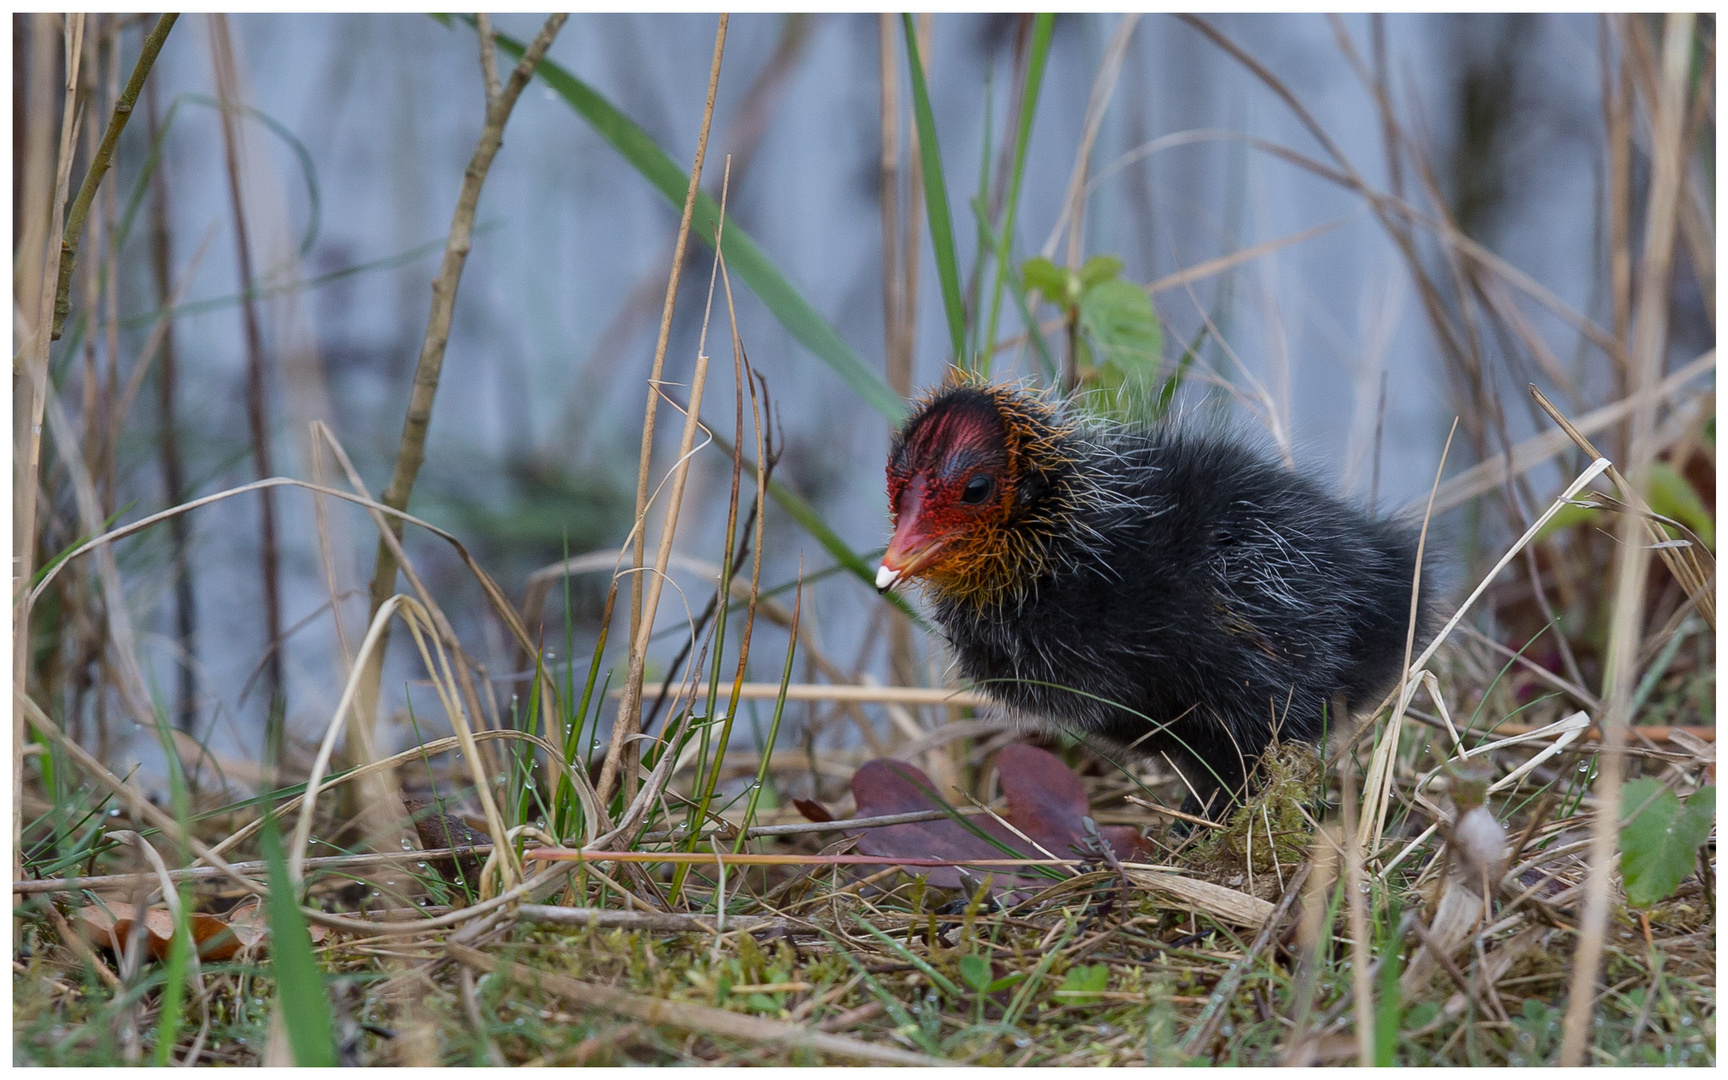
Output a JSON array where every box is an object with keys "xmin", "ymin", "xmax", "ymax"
[{"xmin": 84, "ymin": 13, "xmax": 1704, "ymax": 783}]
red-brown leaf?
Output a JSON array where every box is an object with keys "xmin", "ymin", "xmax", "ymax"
[
  {"xmin": 792, "ymin": 797, "xmax": 834, "ymax": 823},
  {"xmin": 844, "ymin": 745, "xmax": 1148, "ymax": 890}
]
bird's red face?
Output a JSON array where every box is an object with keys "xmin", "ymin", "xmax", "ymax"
[{"xmin": 879, "ymin": 392, "xmax": 1014, "ymax": 594}]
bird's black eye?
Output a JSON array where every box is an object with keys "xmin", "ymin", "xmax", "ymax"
[{"xmin": 960, "ymin": 474, "xmax": 994, "ymax": 504}]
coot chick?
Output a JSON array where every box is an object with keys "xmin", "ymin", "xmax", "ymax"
[{"xmin": 877, "ymin": 377, "xmax": 1436, "ymax": 816}]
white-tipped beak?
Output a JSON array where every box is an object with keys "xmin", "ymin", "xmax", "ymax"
[{"xmin": 875, "ymin": 564, "xmax": 902, "ymax": 593}]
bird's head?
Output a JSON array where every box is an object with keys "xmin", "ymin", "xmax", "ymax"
[{"xmin": 879, "ymin": 379, "xmax": 1075, "ymax": 603}]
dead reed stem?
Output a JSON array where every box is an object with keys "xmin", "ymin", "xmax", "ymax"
[
  {"xmin": 209, "ymin": 14, "xmax": 288, "ymax": 767},
  {"xmin": 50, "ymin": 13, "xmax": 177, "ymax": 340},
  {"xmin": 1044, "ymin": 13, "xmax": 1141, "ymax": 268},
  {"xmin": 606, "ymin": 14, "xmax": 728, "ymax": 805},
  {"xmin": 15, "ymin": 12, "xmax": 85, "ymax": 889},
  {"xmin": 141, "ymin": 101, "xmax": 205, "ymax": 719},
  {"xmin": 357, "ymin": 11, "xmax": 567, "ymax": 775},
  {"xmin": 1558, "ymin": 13, "xmax": 1695, "ymax": 1067},
  {"xmin": 878, "ymin": 12, "xmax": 921, "ymax": 691},
  {"xmin": 607, "ymin": 161, "xmax": 730, "ymax": 808}
]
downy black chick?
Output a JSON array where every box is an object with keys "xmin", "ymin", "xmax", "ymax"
[{"xmin": 877, "ymin": 378, "xmax": 1437, "ymax": 817}]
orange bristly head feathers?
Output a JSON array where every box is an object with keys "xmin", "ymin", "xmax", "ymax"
[{"xmin": 879, "ymin": 376, "xmax": 1077, "ymax": 607}]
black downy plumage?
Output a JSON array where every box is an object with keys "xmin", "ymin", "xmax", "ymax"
[{"xmin": 878, "ymin": 381, "xmax": 1437, "ymax": 817}]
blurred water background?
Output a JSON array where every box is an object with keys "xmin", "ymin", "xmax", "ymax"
[{"xmin": 24, "ymin": 13, "xmax": 1713, "ymax": 792}]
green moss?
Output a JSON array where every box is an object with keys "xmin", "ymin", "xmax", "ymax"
[{"xmin": 1212, "ymin": 741, "xmax": 1323, "ymax": 875}]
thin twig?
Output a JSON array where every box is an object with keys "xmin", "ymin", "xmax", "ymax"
[
  {"xmin": 50, "ymin": 13, "xmax": 177, "ymax": 339},
  {"xmin": 361, "ymin": 10, "xmax": 568, "ymax": 749}
]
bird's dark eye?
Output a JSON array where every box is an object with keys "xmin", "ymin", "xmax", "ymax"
[{"xmin": 960, "ymin": 474, "xmax": 994, "ymax": 505}]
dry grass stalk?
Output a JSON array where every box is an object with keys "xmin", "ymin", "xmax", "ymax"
[
  {"xmin": 877, "ymin": 11, "xmax": 925, "ymax": 698},
  {"xmin": 1432, "ymin": 348, "xmax": 1714, "ymax": 512},
  {"xmin": 208, "ymin": 14, "xmax": 290, "ymax": 766},
  {"xmin": 1282, "ymin": 830, "xmax": 1339, "ymax": 1063},
  {"xmin": 14, "ymin": 13, "xmax": 86, "ymax": 885},
  {"xmin": 1358, "ymin": 418, "xmax": 1454, "ymax": 853},
  {"xmin": 1558, "ymin": 13, "xmax": 1696, "ymax": 1066},
  {"xmin": 142, "ymin": 76, "xmax": 200, "ymax": 733},
  {"xmin": 608, "ymin": 15, "xmax": 730, "ymax": 805},
  {"xmin": 40, "ymin": 383, "xmax": 156, "ymax": 731},
  {"xmin": 612, "ymin": 682, "xmax": 990, "ymax": 706},
  {"xmin": 1043, "ymin": 13, "xmax": 1141, "ymax": 267},
  {"xmin": 288, "ymin": 594, "xmax": 517, "ymax": 891},
  {"xmin": 605, "ymin": 183, "xmax": 730, "ymax": 809},
  {"xmin": 1530, "ymin": 385, "xmax": 1716, "ymax": 630},
  {"xmin": 448, "ymin": 943, "xmax": 942, "ymax": 1066}
]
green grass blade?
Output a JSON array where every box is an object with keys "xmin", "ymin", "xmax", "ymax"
[
  {"xmin": 735, "ymin": 577, "xmax": 801, "ymax": 851},
  {"xmin": 902, "ymin": 14, "xmax": 968, "ymax": 366},
  {"xmin": 259, "ymin": 815, "xmax": 336, "ymax": 1067},
  {"xmin": 853, "ymin": 912, "xmax": 962, "ymax": 998},
  {"xmin": 982, "ymin": 13, "xmax": 1054, "ymax": 368},
  {"xmin": 817, "ymin": 928, "xmax": 942, "ymax": 1055},
  {"xmin": 150, "ymin": 888, "xmax": 192, "ymax": 1065},
  {"xmin": 487, "ymin": 24, "xmax": 904, "ymax": 422},
  {"xmin": 1373, "ymin": 891, "xmax": 1403, "ymax": 1066},
  {"xmin": 972, "ymin": 199, "xmax": 1056, "ymax": 379},
  {"xmin": 117, "ymin": 93, "xmax": 321, "ymax": 260},
  {"xmin": 967, "ymin": 72, "xmax": 993, "ymax": 366}
]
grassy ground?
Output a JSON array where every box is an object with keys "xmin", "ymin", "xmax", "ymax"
[
  {"xmin": 13, "ymin": 12, "xmax": 1714, "ymax": 1069},
  {"xmin": 12, "ymin": 639, "xmax": 1717, "ymax": 1065}
]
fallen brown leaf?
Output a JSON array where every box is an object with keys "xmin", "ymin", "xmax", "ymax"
[{"xmin": 74, "ymin": 898, "xmax": 323, "ymax": 961}]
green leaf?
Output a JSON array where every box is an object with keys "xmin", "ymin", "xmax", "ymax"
[
  {"xmin": 1647, "ymin": 459, "xmax": 1714, "ymax": 549},
  {"xmin": 1078, "ymin": 254, "xmax": 1124, "ymax": 289},
  {"xmin": 1403, "ymin": 1001, "xmax": 1440, "ymax": 1030},
  {"xmin": 1054, "ymin": 963, "xmax": 1110, "ymax": 1005},
  {"xmin": 260, "ymin": 815, "xmax": 336, "ymax": 1067},
  {"xmin": 746, "ymin": 993, "xmax": 781, "ymax": 1015},
  {"xmin": 902, "ymin": 15, "xmax": 968, "ymax": 366},
  {"xmin": 1078, "ymin": 278, "xmax": 1162, "ymax": 376},
  {"xmin": 490, "ymin": 25, "xmax": 904, "ymax": 421},
  {"xmin": 986, "ymin": 971, "xmax": 1027, "ymax": 993},
  {"xmin": 958, "ymin": 953, "xmax": 992, "ymax": 993},
  {"xmin": 1620, "ymin": 780, "xmax": 1715, "ymax": 907},
  {"xmin": 1020, "ymin": 256, "xmax": 1074, "ymax": 304}
]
